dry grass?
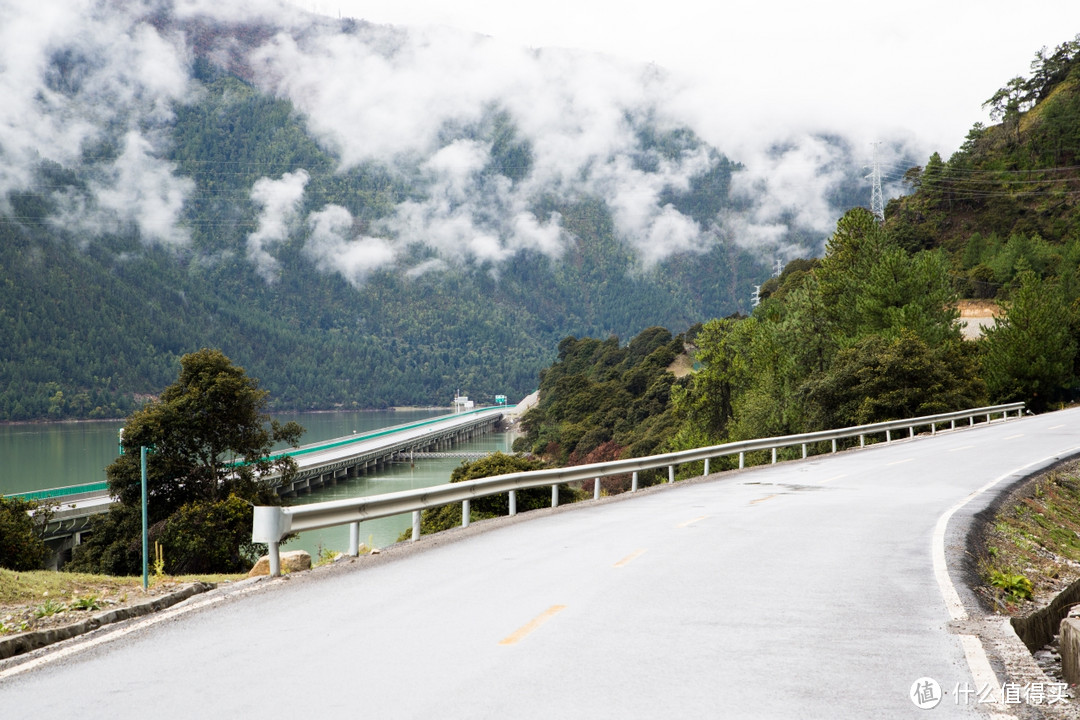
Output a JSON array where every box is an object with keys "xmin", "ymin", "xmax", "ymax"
[{"xmin": 0, "ymin": 568, "xmax": 244, "ymax": 636}]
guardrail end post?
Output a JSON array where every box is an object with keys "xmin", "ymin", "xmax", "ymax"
[
  {"xmin": 269, "ymin": 541, "xmax": 280, "ymax": 577},
  {"xmin": 412, "ymin": 510, "xmax": 420, "ymax": 541},
  {"xmin": 594, "ymin": 477, "xmax": 601, "ymax": 500},
  {"xmin": 509, "ymin": 489, "xmax": 517, "ymax": 515},
  {"xmin": 349, "ymin": 521, "xmax": 360, "ymax": 556},
  {"xmin": 551, "ymin": 485, "xmax": 559, "ymax": 508},
  {"xmin": 631, "ymin": 472, "xmax": 638, "ymax": 493},
  {"xmin": 462, "ymin": 500, "xmax": 470, "ymax": 528}
]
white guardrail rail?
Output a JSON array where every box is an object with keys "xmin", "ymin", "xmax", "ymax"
[{"xmin": 253, "ymin": 402, "xmax": 1026, "ymax": 575}]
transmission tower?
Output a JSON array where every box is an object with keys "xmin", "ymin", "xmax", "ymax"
[{"xmin": 867, "ymin": 142, "xmax": 884, "ymax": 222}]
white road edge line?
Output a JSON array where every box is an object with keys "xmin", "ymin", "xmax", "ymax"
[
  {"xmin": 932, "ymin": 445, "xmax": 1080, "ymax": 715},
  {"xmin": 0, "ymin": 581, "xmax": 267, "ymax": 680}
]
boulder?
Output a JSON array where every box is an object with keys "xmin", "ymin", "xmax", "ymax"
[
  {"xmin": 1060, "ymin": 618, "xmax": 1080, "ymax": 685},
  {"xmin": 248, "ymin": 550, "xmax": 312, "ymax": 577}
]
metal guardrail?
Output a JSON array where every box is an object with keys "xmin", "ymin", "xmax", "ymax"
[{"xmin": 252, "ymin": 402, "xmax": 1026, "ymax": 575}]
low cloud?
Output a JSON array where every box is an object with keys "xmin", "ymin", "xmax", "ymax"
[
  {"xmin": 0, "ymin": 0, "xmax": 897, "ymax": 279},
  {"xmin": 247, "ymin": 170, "xmax": 309, "ymax": 281}
]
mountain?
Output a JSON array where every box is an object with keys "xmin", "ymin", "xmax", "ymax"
[
  {"xmin": 0, "ymin": 1, "xmax": 892, "ymax": 421},
  {"xmin": 886, "ymin": 35, "xmax": 1080, "ymax": 299}
]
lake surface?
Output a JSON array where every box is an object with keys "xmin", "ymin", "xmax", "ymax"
[{"xmin": 0, "ymin": 408, "xmax": 517, "ymax": 557}]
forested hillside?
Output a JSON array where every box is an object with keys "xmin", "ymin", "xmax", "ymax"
[
  {"xmin": 0, "ymin": 3, "xmax": 875, "ymax": 421},
  {"xmin": 519, "ymin": 37, "xmax": 1080, "ymax": 465}
]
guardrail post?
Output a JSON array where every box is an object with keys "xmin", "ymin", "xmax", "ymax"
[
  {"xmin": 771, "ymin": 448, "xmax": 777, "ymax": 464},
  {"xmin": 951, "ymin": 419, "xmax": 956, "ymax": 430},
  {"xmin": 462, "ymin": 500, "xmax": 470, "ymax": 527},
  {"xmin": 969, "ymin": 416, "xmax": 974, "ymax": 426},
  {"xmin": 349, "ymin": 522, "xmax": 360, "ymax": 556},
  {"xmin": 594, "ymin": 478, "xmax": 601, "ymax": 500},
  {"xmin": 831, "ymin": 439, "xmax": 836, "ymax": 453},
  {"xmin": 886, "ymin": 430, "xmax": 891, "ymax": 444},
  {"xmin": 739, "ymin": 452, "xmax": 745, "ymax": 469},
  {"xmin": 631, "ymin": 472, "xmax": 639, "ymax": 492},
  {"xmin": 801, "ymin": 443, "xmax": 807, "ymax": 458},
  {"xmin": 509, "ymin": 490, "xmax": 517, "ymax": 515},
  {"xmin": 859, "ymin": 434, "xmax": 865, "ymax": 447},
  {"xmin": 909, "ymin": 426, "xmax": 914, "ymax": 437},
  {"xmin": 986, "ymin": 413, "xmax": 991, "ymax": 423},
  {"xmin": 551, "ymin": 485, "xmax": 559, "ymax": 508},
  {"xmin": 412, "ymin": 511, "xmax": 420, "ymax": 541},
  {"xmin": 704, "ymin": 458, "xmax": 710, "ymax": 475},
  {"xmin": 931, "ymin": 423, "xmax": 937, "ymax": 436},
  {"xmin": 668, "ymin": 466, "xmax": 675, "ymax": 483},
  {"xmin": 269, "ymin": 541, "xmax": 280, "ymax": 577}
]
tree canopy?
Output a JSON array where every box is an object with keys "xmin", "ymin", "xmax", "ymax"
[{"xmin": 68, "ymin": 349, "xmax": 304, "ymax": 575}]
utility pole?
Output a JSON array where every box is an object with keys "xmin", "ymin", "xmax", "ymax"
[{"xmin": 868, "ymin": 141, "xmax": 885, "ymax": 222}]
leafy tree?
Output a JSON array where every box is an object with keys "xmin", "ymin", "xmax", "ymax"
[
  {"xmin": 0, "ymin": 497, "xmax": 51, "ymax": 571},
  {"xmin": 981, "ymin": 271, "xmax": 1077, "ymax": 411},
  {"xmin": 68, "ymin": 349, "xmax": 304, "ymax": 575},
  {"xmin": 802, "ymin": 332, "xmax": 984, "ymax": 428}
]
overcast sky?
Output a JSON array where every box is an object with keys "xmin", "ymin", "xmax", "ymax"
[{"xmin": 296, "ymin": 0, "xmax": 1080, "ymax": 157}]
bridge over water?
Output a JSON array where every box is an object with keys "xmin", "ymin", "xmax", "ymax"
[{"xmin": 10, "ymin": 407, "xmax": 510, "ymax": 568}]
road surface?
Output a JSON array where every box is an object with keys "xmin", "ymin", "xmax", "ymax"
[{"xmin": 2, "ymin": 408, "xmax": 1079, "ymax": 718}]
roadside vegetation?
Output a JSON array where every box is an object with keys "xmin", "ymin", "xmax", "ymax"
[
  {"xmin": 0, "ymin": 568, "xmax": 245, "ymax": 637},
  {"xmin": 977, "ymin": 461, "xmax": 1080, "ymax": 612}
]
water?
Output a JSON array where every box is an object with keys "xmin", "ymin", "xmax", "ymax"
[
  {"xmin": 0, "ymin": 409, "xmax": 455, "ymax": 495},
  {"xmin": 284, "ymin": 430, "xmax": 517, "ymax": 558},
  {"xmin": 0, "ymin": 409, "xmax": 517, "ymax": 558}
]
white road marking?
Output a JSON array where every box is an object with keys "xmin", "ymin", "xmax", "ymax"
[
  {"xmin": 886, "ymin": 458, "xmax": 913, "ymax": 466},
  {"xmin": 0, "ymin": 582, "xmax": 266, "ymax": 680},
  {"xmin": 676, "ymin": 515, "xmax": 707, "ymax": 527},
  {"xmin": 932, "ymin": 445, "xmax": 1080, "ymax": 714}
]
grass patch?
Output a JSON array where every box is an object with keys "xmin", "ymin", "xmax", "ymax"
[{"xmin": 979, "ymin": 462, "xmax": 1080, "ymax": 611}]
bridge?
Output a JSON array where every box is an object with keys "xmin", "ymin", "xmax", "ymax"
[{"xmin": 11, "ymin": 407, "xmax": 510, "ymax": 568}]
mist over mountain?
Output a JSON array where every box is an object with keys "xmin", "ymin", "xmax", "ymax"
[{"xmin": 0, "ymin": 0, "xmax": 914, "ymax": 420}]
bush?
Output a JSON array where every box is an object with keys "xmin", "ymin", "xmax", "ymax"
[
  {"xmin": 0, "ymin": 497, "xmax": 50, "ymax": 571},
  {"xmin": 158, "ymin": 495, "xmax": 261, "ymax": 574}
]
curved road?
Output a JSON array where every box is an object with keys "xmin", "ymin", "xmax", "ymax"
[{"xmin": 3, "ymin": 408, "xmax": 1079, "ymax": 718}]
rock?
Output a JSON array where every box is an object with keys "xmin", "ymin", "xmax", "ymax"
[
  {"xmin": 1059, "ymin": 618, "xmax": 1080, "ymax": 685},
  {"xmin": 248, "ymin": 550, "xmax": 312, "ymax": 577}
]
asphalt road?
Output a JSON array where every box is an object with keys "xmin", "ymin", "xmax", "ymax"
[{"xmin": 3, "ymin": 408, "xmax": 1080, "ymax": 719}]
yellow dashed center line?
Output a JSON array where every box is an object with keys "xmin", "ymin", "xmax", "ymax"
[
  {"xmin": 1003, "ymin": 433, "xmax": 1024, "ymax": 440},
  {"xmin": 499, "ymin": 605, "xmax": 567, "ymax": 646},
  {"xmin": 676, "ymin": 515, "xmax": 708, "ymax": 527},
  {"xmin": 614, "ymin": 549, "xmax": 647, "ymax": 568},
  {"xmin": 1049, "ymin": 424, "xmax": 1066, "ymax": 430},
  {"xmin": 821, "ymin": 474, "xmax": 848, "ymax": 484},
  {"xmin": 948, "ymin": 445, "xmax": 974, "ymax": 452},
  {"xmin": 887, "ymin": 458, "xmax": 914, "ymax": 466},
  {"xmin": 749, "ymin": 494, "xmax": 778, "ymax": 505}
]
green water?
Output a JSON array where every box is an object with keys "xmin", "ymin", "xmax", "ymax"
[
  {"xmin": 0, "ymin": 409, "xmax": 516, "ymax": 557},
  {"xmin": 0, "ymin": 409, "xmax": 451, "ymax": 496}
]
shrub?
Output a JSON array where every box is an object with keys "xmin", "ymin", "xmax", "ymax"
[{"xmin": 0, "ymin": 497, "xmax": 50, "ymax": 571}]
